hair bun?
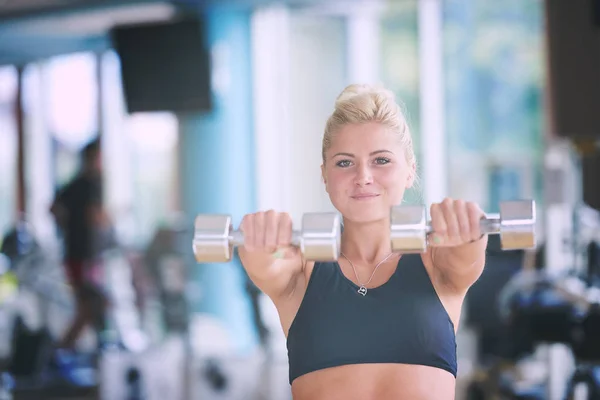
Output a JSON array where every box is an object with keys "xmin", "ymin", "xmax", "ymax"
[{"xmin": 335, "ymin": 83, "xmax": 396, "ymax": 106}]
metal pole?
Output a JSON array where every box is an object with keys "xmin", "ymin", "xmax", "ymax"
[
  {"xmin": 418, "ymin": 0, "xmax": 448, "ymax": 206},
  {"xmin": 15, "ymin": 66, "xmax": 25, "ymax": 220}
]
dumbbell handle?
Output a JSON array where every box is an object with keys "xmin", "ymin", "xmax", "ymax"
[
  {"xmin": 226, "ymin": 229, "xmax": 303, "ymax": 248},
  {"xmin": 424, "ymin": 214, "xmax": 526, "ymax": 235},
  {"xmin": 479, "ymin": 217, "xmax": 502, "ymax": 234}
]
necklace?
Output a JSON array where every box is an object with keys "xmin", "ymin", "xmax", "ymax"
[{"xmin": 340, "ymin": 251, "xmax": 395, "ymax": 296}]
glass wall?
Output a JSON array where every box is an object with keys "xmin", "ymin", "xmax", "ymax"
[
  {"xmin": 101, "ymin": 50, "xmax": 180, "ymax": 248},
  {"xmin": 0, "ymin": 67, "xmax": 18, "ymax": 239},
  {"xmin": 22, "ymin": 64, "xmax": 54, "ymax": 245},
  {"xmin": 288, "ymin": 12, "xmax": 348, "ymax": 221},
  {"xmin": 379, "ymin": 0, "xmax": 544, "ymax": 210},
  {"xmin": 379, "ymin": 1, "xmax": 421, "ymax": 204},
  {"xmin": 0, "ymin": 50, "xmax": 180, "ymax": 254},
  {"xmin": 443, "ymin": 0, "xmax": 544, "ymax": 212}
]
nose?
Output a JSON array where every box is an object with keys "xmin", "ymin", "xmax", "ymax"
[{"xmin": 354, "ymin": 164, "xmax": 373, "ymax": 187}]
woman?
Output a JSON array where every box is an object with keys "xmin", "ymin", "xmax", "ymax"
[{"xmin": 238, "ymin": 84, "xmax": 487, "ymax": 400}]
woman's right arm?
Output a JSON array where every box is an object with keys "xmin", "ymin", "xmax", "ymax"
[{"xmin": 237, "ymin": 210, "xmax": 305, "ymax": 301}]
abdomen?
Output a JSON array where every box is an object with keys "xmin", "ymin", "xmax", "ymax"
[{"xmin": 291, "ymin": 363, "xmax": 456, "ymax": 400}]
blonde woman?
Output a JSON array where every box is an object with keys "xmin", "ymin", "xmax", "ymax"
[{"xmin": 239, "ymin": 84, "xmax": 487, "ymax": 400}]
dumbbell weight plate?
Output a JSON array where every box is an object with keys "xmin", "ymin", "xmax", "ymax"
[
  {"xmin": 300, "ymin": 213, "xmax": 341, "ymax": 262},
  {"xmin": 389, "ymin": 205, "xmax": 428, "ymax": 254},
  {"xmin": 193, "ymin": 214, "xmax": 235, "ymax": 263},
  {"xmin": 497, "ymin": 200, "xmax": 536, "ymax": 250}
]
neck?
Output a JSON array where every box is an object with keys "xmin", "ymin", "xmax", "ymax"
[{"xmin": 341, "ymin": 217, "xmax": 393, "ymax": 265}]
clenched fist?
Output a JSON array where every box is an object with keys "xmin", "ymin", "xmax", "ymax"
[
  {"xmin": 239, "ymin": 210, "xmax": 298, "ymax": 259},
  {"xmin": 428, "ymin": 198, "xmax": 485, "ymax": 247}
]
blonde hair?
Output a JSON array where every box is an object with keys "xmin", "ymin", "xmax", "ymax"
[{"xmin": 322, "ymin": 84, "xmax": 416, "ymax": 171}]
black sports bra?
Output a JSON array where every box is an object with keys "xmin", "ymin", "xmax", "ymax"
[{"xmin": 286, "ymin": 253, "xmax": 457, "ymax": 384}]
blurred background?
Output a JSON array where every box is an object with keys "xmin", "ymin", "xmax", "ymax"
[{"xmin": 0, "ymin": 0, "xmax": 599, "ymax": 399}]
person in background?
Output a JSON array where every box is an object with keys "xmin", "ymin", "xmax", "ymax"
[{"xmin": 50, "ymin": 138, "xmax": 111, "ymax": 352}]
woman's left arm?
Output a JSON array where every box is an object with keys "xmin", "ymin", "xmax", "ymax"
[{"xmin": 428, "ymin": 198, "xmax": 488, "ymax": 294}]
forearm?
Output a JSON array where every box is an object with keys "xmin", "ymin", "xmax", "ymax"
[
  {"xmin": 239, "ymin": 248, "xmax": 304, "ymax": 300},
  {"xmin": 446, "ymin": 234, "xmax": 487, "ymax": 264},
  {"xmin": 434, "ymin": 235, "xmax": 488, "ymax": 290}
]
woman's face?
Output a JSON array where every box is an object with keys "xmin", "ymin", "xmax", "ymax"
[{"xmin": 322, "ymin": 122, "xmax": 414, "ymax": 223}]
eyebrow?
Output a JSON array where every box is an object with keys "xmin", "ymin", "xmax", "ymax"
[{"xmin": 332, "ymin": 150, "xmax": 394, "ymax": 158}]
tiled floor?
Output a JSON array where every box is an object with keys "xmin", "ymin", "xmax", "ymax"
[
  {"xmin": 99, "ymin": 300, "xmax": 293, "ymax": 400},
  {"xmin": 3, "ymin": 288, "xmax": 483, "ymax": 400},
  {"xmin": 9, "ymin": 339, "xmax": 291, "ymax": 400},
  {"xmin": 99, "ymin": 337, "xmax": 291, "ymax": 400}
]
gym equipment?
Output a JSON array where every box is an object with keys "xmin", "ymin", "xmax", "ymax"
[
  {"xmin": 500, "ymin": 257, "xmax": 600, "ymax": 399},
  {"xmin": 125, "ymin": 366, "xmax": 145, "ymax": 400},
  {"xmin": 466, "ymin": 367, "xmax": 546, "ymax": 400},
  {"xmin": 0, "ymin": 221, "xmax": 39, "ymax": 266},
  {"xmin": 193, "ymin": 213, "xmax": 341, "ymax": 263},
  {"xmin": 0, "ymin": 372, "xmax": 14, "ymax": 400},
  {"xmin": 390, "ymin": 200, "xmax": 536, "ymax": 253},
  {"xmin": 137, "ymin": 222, "xmax": 211, "ymax": 400},
  {"xmin": 500, "ymin": 269, "xmax": 600, "ymax": 358},
  {"xmin": 464, "ymin": 235, "xmax": 527, "ymax": 362}
]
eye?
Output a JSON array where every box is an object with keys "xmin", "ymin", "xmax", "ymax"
[
  {"xmin": 374, "ymin": 157, "xmax": 391, "ymax": 165},
  {"xmin": 336, "ymin": 159, "xmax": 352, "ymax": 168}
]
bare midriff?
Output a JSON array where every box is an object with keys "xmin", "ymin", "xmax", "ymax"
[{"xmin": 291, "ymin": 363, "xmax": 456, "ymax": 400}]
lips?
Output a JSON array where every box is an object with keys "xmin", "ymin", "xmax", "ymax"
[{"xmin": 351, "ymin": 193, "xmax": 380, "ymax": 199}]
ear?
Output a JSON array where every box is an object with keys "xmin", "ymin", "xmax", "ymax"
[
  {"xmin": 406, "ymin": 161, "xmax": 416, "ymax": 188},
  {"xmin": 321, "ymin": 164, "xmax": 328, "ymax": 190}
]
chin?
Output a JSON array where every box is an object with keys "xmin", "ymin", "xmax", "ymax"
[{"xmin": 341, "ymin": 207, "xmax": 389, "ymax": 224}]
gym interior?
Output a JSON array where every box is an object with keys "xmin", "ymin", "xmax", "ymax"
[{"xmin": 0, "ymin": 0, "xmax": 599, "ymax": 399}]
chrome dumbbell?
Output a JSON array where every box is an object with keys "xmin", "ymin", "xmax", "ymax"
[
  {"xmin": 192, "ymin": 212, "xmax": 341, "ymax": 263},
  {"xmin": 390, "ymin": 200, "xmax": 537, "ymax": 253}
]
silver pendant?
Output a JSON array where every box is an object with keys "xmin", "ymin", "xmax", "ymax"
[{"xmin": 357, "ymin": 286, "xmax": 367, "ymax": 296}]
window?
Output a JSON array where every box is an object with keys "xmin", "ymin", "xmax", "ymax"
[
  {"xmin": 443, "ymin": 0, "xmax": 544, "ymax": 212},
  {"xmin": 379, "ymin": 2, "xmax": 421, "ymax": 204},
  {"xmin": 0, "ymin": 67, "xmax": 18, "ymax": 238},
  {"xmin": 14, "ymin": 50, "xmax": 179, "ymax": 251},
  {"xmin": 288, "ymin": 13, "xmax": 347, "ymax": 221},
  {"xmin": 20, "ymin": 64, "xmax": 55, "ymax": 244},
  {"xmin": 44, "ymin": 52, "xmax": 99, "ymax": 186},
  {"xmin": 101, "ymin": 50, "xmax": 179, "ymax": 247}
]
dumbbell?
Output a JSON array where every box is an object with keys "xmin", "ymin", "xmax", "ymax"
[
  {"xmin": 390, "ymin": 200, "xmax": 536, "ymax": 253},
  {"xmin": 193, "ymin": 213, "xmax": 341, "ymax": 263}
]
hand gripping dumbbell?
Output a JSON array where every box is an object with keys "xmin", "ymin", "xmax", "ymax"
[
  {"xmin": 192, "ymin": 213, "xmax": 341, "ymax": 263},
  {"xmin": 390, "ymin": 200, "xmax": 537, "ymax": 253}
]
